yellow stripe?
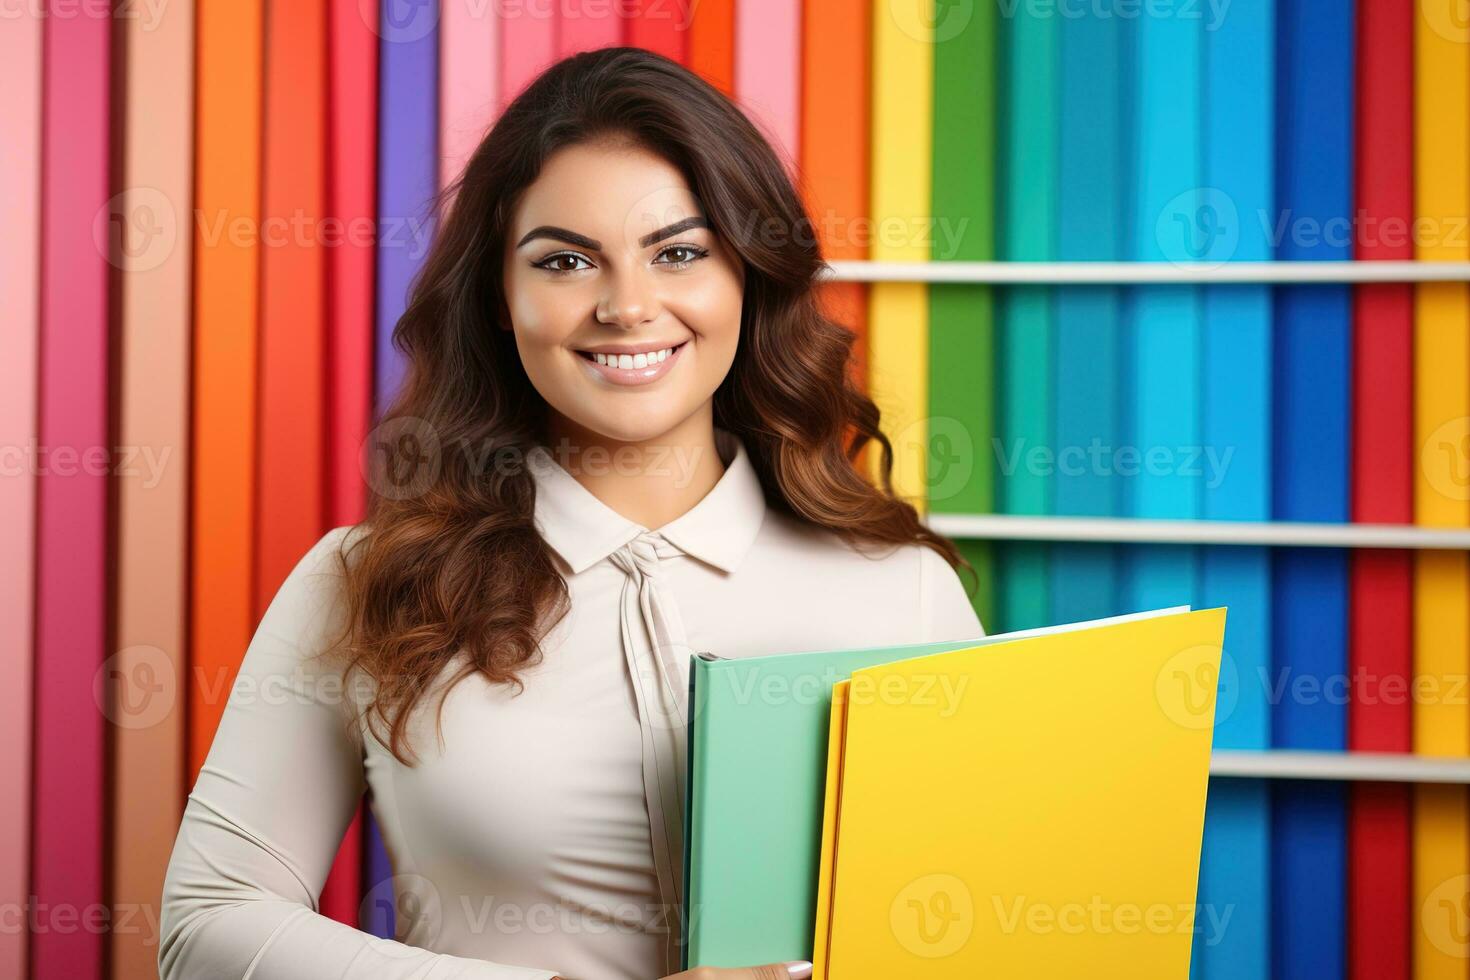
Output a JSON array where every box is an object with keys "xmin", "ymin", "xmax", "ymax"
[
  {"xmin": 867, "ymin": 0, "xmax": 932, "ymax": 506},
  {"xmin": 1413, "ymin": 5, "xmax": 1470, "ymax": 976}
]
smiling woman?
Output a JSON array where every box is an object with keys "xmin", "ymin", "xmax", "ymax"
[
  {"xmin": 158, "ymin": 46, "xmax": 982, "ymax": 980},
  {"xmin": 502, "ymin": 139, "xmax": 743, "ymax": 428}
]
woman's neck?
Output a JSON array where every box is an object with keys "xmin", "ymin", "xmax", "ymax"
[{"xmin": 542, "ymin": 407, "xmax": 727, "ymax": 531}]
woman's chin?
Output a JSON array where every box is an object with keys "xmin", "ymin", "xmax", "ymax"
[{"xmin": 555, "ymin": 404, "xmax": 691, "ymax": 450}]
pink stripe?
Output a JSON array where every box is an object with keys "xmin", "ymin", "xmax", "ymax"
[
  {"xmin": 558, "ymin": 0, "xmax": 623, "ymax": 56},
  {"xmin": 734, "ymin": 0, "xmax": 801, "ymax": 169},
  {"xmin": 33, "ymin": 6, "xmax": 111, "ymax": 976},
  {"xmin": 440, "ymin": 0, "xmax": 499, "ymax": 188},
  {"xmin": 0, "ymin": 9, "xmax": 41, "ymax": 979},
  {"xmin": 500, "ymin": 0, "xmax": 558, "ymax": 104}
]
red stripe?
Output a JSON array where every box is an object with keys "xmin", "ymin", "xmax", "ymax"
[
  {"xmin": 626, "ymin": 0, "xmax": 687, "ymax": 63},
  {"xmin": 317, "ymin": 0, "xmax": 378, "ymax": 924},
  {"xmin": 1348, "ymin": 1, "xmax": 1413, "ymax": 977}
]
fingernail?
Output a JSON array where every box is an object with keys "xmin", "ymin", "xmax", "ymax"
[{"xmin": 783, "ymin": 962, "xmax": 813, "ymax": 979}]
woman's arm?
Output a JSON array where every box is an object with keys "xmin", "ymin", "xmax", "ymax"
[{"xmin": 158, "ymin": 527, "xmax": 559, "ymax": 980}]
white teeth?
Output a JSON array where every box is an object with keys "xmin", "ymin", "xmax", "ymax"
[{"xmin": 589, "ymin": 344, "xmax": 679, "ymax": 368}]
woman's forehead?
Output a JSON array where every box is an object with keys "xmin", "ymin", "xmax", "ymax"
[{"xmin": 510, "ymin": 142, "xmax": 704, "ymax": 244}]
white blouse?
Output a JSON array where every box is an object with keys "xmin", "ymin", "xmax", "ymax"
[{"xmin": 159, "ymin": 428, "xmax": 985, "ymax": 980}]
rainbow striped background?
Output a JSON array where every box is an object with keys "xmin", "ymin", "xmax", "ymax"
[{"xmin": 3, "ymin": 0, "xmax": 1469, "ymax": 978}]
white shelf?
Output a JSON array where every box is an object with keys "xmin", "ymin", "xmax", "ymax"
[
  {"xmin": 824, "ymin": 259, "xmax": 1470, "ymax": 285},
  {"xmin": 924, "ymin": 513, "xmax": 1470, "ymax": 551},
  {"xmin": 1211, "ymin": 750, "xmax": 1470, "ymax": 784}
]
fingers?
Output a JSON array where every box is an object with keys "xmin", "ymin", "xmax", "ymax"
[{"xmin": 742, "ymin": 961, "xmax": 813, "ymax": 980}]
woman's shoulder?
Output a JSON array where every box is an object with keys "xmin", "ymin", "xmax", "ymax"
[
  {"xmin": 254, "ymin": 524, "xmax": 369, "ymax": 643},
  {"xmin": 285, "ymin": 523, "xmax": 371, "ymax": 582},
  {"xmin": 749, "ymin": 509, "xmax": 963, "ymax": 594},
  {"xmin": 749, "ymin": 510, "xmax": 984, "ymax": 639}
]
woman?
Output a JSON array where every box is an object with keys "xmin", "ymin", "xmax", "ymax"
[{"xmin": 159, "ymin": 47, "xmax": 982, "ymax": 980}]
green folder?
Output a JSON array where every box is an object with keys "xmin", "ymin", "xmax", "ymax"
[{"xmin": 680, "ymin": 608, "xmax": 1187, "ymax": 969}]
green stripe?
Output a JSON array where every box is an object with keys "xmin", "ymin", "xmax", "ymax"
[{"xmin": 929, "ymin": 0, "xmax": 996, "ymax": 626}]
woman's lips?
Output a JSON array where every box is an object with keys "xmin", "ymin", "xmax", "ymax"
[{"xmin": 576, "ymin": 340, "xmax": 687, "ymax": 386}]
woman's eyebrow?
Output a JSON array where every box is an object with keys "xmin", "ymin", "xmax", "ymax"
[
  {"xmin": 639, "ymin": 215, "xmax": 708, "ymax": 246},
  {"xmin": 516, "ymin": 226, "xmax": 601, "ymax": 250},
  {"xmin": 515, "ymin": 216, "xmax": 709, "ymax": 251}
]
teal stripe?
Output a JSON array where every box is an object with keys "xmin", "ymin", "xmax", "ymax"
[
  {"xmin": 996, "ymin": 6, "xmax": 1056, "ymax": 632},
  {"xmin": 1051, "ymin": 5, "xmax": 1122, "ymax": 624}
]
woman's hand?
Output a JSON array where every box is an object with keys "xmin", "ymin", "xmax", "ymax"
[{"xmin": 656, "ymin": 962, "xmax": 813, "ymax": 980}]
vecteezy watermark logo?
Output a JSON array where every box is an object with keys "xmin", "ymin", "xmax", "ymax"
[
  {"xmin": 1422, "ymin": 874, "xmax": 1470, "ymax": 959},
  {"xmin": 362, "ymin": 416, "xmax": 443, "ymax": 501},
  {"xmin": 94, "ymin": 187, "xmax": 179, "ymax": 273},
  {"xmin": 993, "ymin": 0, "xmax": 1234, "ymax": 30},
  {"xmin": 1155, "ymin": 644, "xmax": 1231, "ymax": 731},
  {"xmin": 889, "ymin": 0, "xmax": 974, "ymax": 43},
  {"xmin": 1422, "ymin": 416, "xmax": 1470, "ymax": 504},
  {"xmin": 991, "ymin": 896, "xmax": 1233, "ymax": 945},
  {"xmin": 892, "ymin": 873, "xmax": 974, "ymax": 958},
  {"xmin": 364, "ymin": 0, "xmax": 439, "ymax": 43},
  {"xmin": 1156, "ymin": 187, "xmax": 1239, "ymax": 269},
  {"xmin": 359, "ymin": 873, "xmax": 444, "ymax": 945},
  {"xmin": 1421, "ymin": 0, "xmax": 1470, "ymax": 44},
  {"xmin": 94, "ymin": 645, "xmax": 177, "ymax": 731},
  {"xmin": 991, "ymin": 437, "xmax": 1235, "ymax": 489},
  {"xmin": 892, "ymin": 415, "xmax": 976, "ymax": 503}
]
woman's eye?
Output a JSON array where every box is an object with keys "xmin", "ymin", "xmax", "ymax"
[
  {"xmin": 534, "ymin": 252, "xmax": 593, "ymax": 274},
  {"xmin": 655, "ymin": 244, "xmax": 709, "ymax": 268}
]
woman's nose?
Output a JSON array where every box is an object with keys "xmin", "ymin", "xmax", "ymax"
[{"xmin": 596, "ymin": 265, "xmax": 661, "ymax": 329}]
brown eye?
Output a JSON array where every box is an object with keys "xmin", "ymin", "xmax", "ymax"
[
  {"xmin": 655, "ymin": 244, "xmax": 709, "ymax": 268},
  {"xmin": 533, "ymin": 252, "xmax": 593, "ymax": 274}
]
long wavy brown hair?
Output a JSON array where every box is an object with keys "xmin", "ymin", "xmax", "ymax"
[{"xmin": 332, "ymin": 46, "xmax": 972, "ymax": 765}]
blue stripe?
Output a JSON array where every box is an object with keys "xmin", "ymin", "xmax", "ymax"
[
  {"xmin": 1122, "ymin": 0, "xmax": 1202, "ymax": 613},
  {"xmin": 1270, "ymin": 0, "xmax": 1353, "ymax": 976},
  {"xmin": 1192, "ymin": 2, "xmax": 1275, "ymax": 977}
]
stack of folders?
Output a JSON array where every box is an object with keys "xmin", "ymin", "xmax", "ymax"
[{"xmin": 681, "ymin": 606, "xmax": 1226, "ymax": 978}]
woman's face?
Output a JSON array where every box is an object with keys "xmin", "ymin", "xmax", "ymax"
[{"xmin": 501, "ymin": 139, "xmax": 745, "ymax": 446}]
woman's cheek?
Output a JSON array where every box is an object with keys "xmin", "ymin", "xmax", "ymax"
[
  {"xmin": 508, "ymin": 284, "xmax": 582, "ymax": 353},
  {"xmin": 675, "ymin": 272, "xmax": 743, "ymax": 346}
]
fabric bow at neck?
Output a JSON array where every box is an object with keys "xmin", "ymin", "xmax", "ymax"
[{"xmin": 608, "ymin": 530, "xmax": 693, "ymax": 972}]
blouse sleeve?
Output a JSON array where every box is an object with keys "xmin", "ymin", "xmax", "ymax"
[
  {"xmin": 918, "ymin": 543, "xmax": 986, "ymax": 642},
  {"xmin": 158, "ymin": 527, "xmax": 560, "ymax": 980}
]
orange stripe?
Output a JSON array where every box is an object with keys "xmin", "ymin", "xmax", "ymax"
[
  {"xmin": 687, "ymin": 0, "xmax": 734, "ymax": 94},
  {"xmin": 256, "ymin": 0, "xmax": 329, "ymax": 617},
  {"xmin": 801, "ymin": 0, "xmax": 870, "ymax": 388},
  {"xmin": 189, "ymin": 0, "xmax": 264, "ymax": 781}
]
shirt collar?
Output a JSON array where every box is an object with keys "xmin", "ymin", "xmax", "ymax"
[{"xmin": 528, "ymin": 428, "xmax": 767, "ymax": 576}]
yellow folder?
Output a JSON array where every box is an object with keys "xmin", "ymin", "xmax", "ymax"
[{"xmin": 813, "ymin": 607, "xmax": 1226, "ymax": 978}]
